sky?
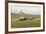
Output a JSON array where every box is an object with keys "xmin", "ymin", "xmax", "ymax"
[{"xmin": 10, "ymin": 4, "xmax": 41, "ymax": 15}]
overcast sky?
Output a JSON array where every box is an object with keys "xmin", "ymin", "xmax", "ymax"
[{"xmin": 10, "ymin": 5, "xmax": 41, "ymax": 15}]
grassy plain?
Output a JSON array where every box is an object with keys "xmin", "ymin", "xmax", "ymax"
[{"xmin": 11, "ymin": 13, "xmax": 40, "ymax": 28}]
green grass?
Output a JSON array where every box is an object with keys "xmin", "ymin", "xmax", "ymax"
[{"xmin": 11, "ymin": 13, "xmax": 40, "ymax": 28}]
